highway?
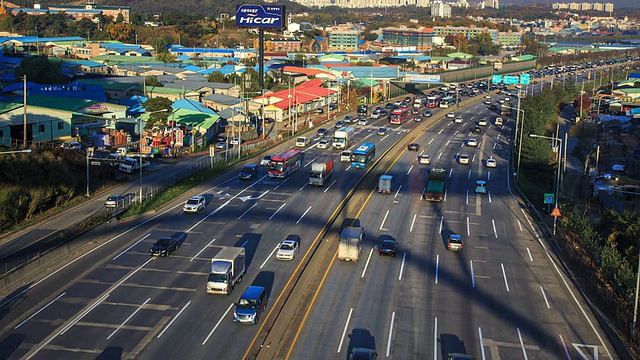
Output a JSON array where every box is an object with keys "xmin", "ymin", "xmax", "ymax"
[{"xmin": 0, "ymin": 66, "xmax": 626, "ymax": 360}]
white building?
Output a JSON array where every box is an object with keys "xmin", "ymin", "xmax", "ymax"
[{"xmin": 431, "ymin": 1, "xmax": 452, "ymax": 18}]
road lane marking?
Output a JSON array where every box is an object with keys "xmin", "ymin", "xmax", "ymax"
[
  {"xmin": 517, "ymin": 219, "xmax": 523, "ymax": 232},
  {"xmin": 492, "ymin": 220, "xmax": 498, "ymax": 238},
  {"xmin": 379, "ymin": 210, "xmax": 390, "ymax": 230},
  {"xmin": 323, "ymin": 180, "xmax": 337, "ymax": 193},
  {"xmin": 420, "ymin": 187, "xmax": 425, "ymax": 200},
  {"xmin": 190, "ymin": 237, "xmax": 216, "ymax": 262},
  {"xmin": 435, "ymin": 255, "xmax": 439, "ymax": 284},
  {"xmin": 406, "ymin": 165, "xmax": 414, "ymax": 175},
  {"xmin": 238, "ymin": 203, "xmax": 258, "ymax": 220},
  {"xmin": 444, "ymin": 189, "xmax": 448, "ymax": 201},
  {"xmin": 337, "ymin": 308, "xmax": 354, "ymax": 353},
  {"xmin": 466, "ymin": 190, "xmax": 469, "ymax": 204},
  {"xmin": 157, "ymin": 300, "xmax": 191, "ymax": 338},
  {"xmin": 398, "ymin": 253, "xmax": 406, "ymax": 280},
  {"xmin": 527, "ymin": 248, "xmax": 533, "ymax": 262},
  {"xmin": 386, "ymin": 311, "xmax": 395, "ymax": 357},
  {"xmin": 559, "ymin": 335, "xmax": 571, "ymax": 360},
  {"xmin": 296, "ymin": 206, "xmax": 312, "ymax": 224},
  {"xmin": 428, "ymin": 138, "xmax": 434, "ymax": 145},
  {"xmin": 488, "ymin": 191, "xmax": 492, "ymax": 203},
  {"xmin": 409, "ymin": 214, "xmax": 417, "ymax": 232},
  {"xmin": 57, "ymin": 293, "xmax": 110, "ymax": 338},
  {"xmin": 488, "ymin": 171, "xmax": 491, "ymax": 181},
  {"xmin": 438, "ymin": 151, "xmax": 443, "ymax": 159},
  {"xmin": 304, "ymin": 157, "xmax": 318, "ymax": 167},
  {"xmin": 439, "ymin": 216, "xmax": 444, "ymax": 233},
  {"xmin": 15, "ymin": 292, "xmax": 66, "ymax": 329},
  {"xmin": 501, "ymin": 263, "xmax": 510, "ymax": 292},
  {"xmin": 113, "ymin": 234, "xmax": 150, "ymax": 260},
  {"xmin": 361, "ymin": 249, "xmax": 374, "ymax": 278},
  {"xmin": 470, "ymin": 260, "xmax": 476, "ymax": 288},
  {"xmin": 466, "ymin": 217, "xmax": 470, "ymax": 235},
  {"xmin": 479, "ymin": 327, "xmax": 486, "ymax": 360},
  {"xmin": 467, "ymin": 169, "xmax": 471, "ymax": 179},
  {"xmin": 260, "ymin": 244, "xmax": 280, "ymax": 269},
  {"xmin": 540, "ymin": 286, "xmax": 550, "ymax": 309},
  {"xmin": 107, "ymin": 297, "xmax": 150, "ymax": 339},
  {"xmin": 202, "ymin": 303, "xmax": 234, "ymax": 345},
  {"xmin": 273, "ymin": 178, "xmax": 290, "ymax": 190},
  {"xmin": 299, "ymin": 182, "xmax": 308, "ymax": 191},
  {"xmin": 394, "ymin": 185, "xmax": 402, "ymax": 198},
  {"xmin": 517, "ymin": 328, "xmax": 528, "ymax": 360},
  {"xmin": 434, "ymin": 318, "xmax": 438, "ymax": 360},
  {"xmin": 268, "ymin": 203, "xmax": 286, "ymax": 220}
]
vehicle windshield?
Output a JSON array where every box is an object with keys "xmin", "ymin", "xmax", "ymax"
[
  {"xmin": 187, "ymin": 199, "xmax": 199, "ymax": 205},
  {"xmin": 269, "ymin": 161, "xmax": 284, "ymax": 172},
  {"xmin": 207, "ymin": 273, "xmax": 228, "ymax": 283},
  {"xmin": 352, "ymin": 154, "xmax": 366, "ymax": 163},
  {"xmin": 450, "ymin": 236, "xmax": 462, "ymax": 244},
  {"xmin": 237, "ymin": 298, "xmax": 257, "ymax": 309},
  {"xmin": 155, "ymin": 239, "xmax": 171, "ymax": 246},
  {"xmin": 296, "ymin": 138, "xmax": 306, "ymax": 143},
  {"xmin": 280, "ymin": 243, "xmax": 293, "ymax": 250},
  {"xmin": 381, "ymin": 240, "xmax": 395, "ymax": 248},
  {"xmin": 309, "ymin": 172, "xmax": 322, "ymax": 179},
  {"xmin": 334, "ymin": 138, "xmax": 345, "ymax": 144}
]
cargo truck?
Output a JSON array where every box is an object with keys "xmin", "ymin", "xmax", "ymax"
[
  {"xmin": 333, "ymin": 127, "xmax": 354, "ymax": 150},
  {"xmin": 424, "ymin": 167, "xmax": 447, "ymax": 201},
  {"xmin": 338, "ymin": 219, "xmax": 365, "ymax": 262},
  {"xmin": 206, "ymin": 247, "xmax": 246, "ymax": 295},
  {"xmin": 378, "ymin": 175, "xmax": 394, "ymax": 194},
  {"xmin": 119, "ymin": 157, "xmax": 150, "ymax": 173},
  {"xmin": 308, "ymin": 158, "xmax": 334, "ymax": 186}
]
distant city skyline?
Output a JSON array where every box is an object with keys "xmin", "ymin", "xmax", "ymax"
[{"xmin": 290, "ymin": 0, "xmax": 638, "ymax": 9}]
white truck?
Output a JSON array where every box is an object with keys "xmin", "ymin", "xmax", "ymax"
[
  {"xmin": 119, "ymin": 157, "xmax": 150, "ymax": 173},
  {"xmin": 338, "ymin": 219, "xmax": 365, "ymax": 262},
  {"xmin": 206, "ymin": 247, "xmax": 246, "ymax": 295},
  {"xmin": 332, "ymin": 126, "xmax": 354, "ymax": 150},
  {"xmin": 308, "ymin": 158, "xmax": 334, "ymax": 186}
]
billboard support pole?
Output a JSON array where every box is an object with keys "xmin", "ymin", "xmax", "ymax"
[{"xmin": 259, "ymin": 29, "xmax": 264, "ymax": 91}]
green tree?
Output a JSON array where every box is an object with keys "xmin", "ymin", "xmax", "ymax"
[
  {"xmin": 206, "ymin": 71, "xmax": 225, "ymax": 83},
  {"xmin": 145, "ymin": 75, "xmax": 162, "ymax": 87},
  {"xmin": 156, "ymin": 50, "xmax": 174, "ymax": 64},
  {"xmin": 364, "ymin": 32, "xmax": 378, "ymax": 42},
  {"xmin": 15, "ymin": 55, "xmax": 67, "ymax": 84},
  {"xmin": 469, "ymin": 32, "xmax": 500, "ymax": 56},
  {"xmin": 142, "ymin": 98, "xmax": 173, "ymax": 130}
]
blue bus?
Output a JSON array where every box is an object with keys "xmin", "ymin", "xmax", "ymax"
[{"xmin": 351, "ymin": 142, "xmax": 376, "ymax": 169}]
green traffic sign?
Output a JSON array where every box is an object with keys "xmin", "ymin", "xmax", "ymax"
[{"xmin": 544, "ymin": 193, "xmax": 555, "ymax": 204}]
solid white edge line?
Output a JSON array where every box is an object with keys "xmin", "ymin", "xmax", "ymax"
[
  {"xmin": 540, "ymin": 285, "xmax": 551, "ymax": 309},
  {"xmin": 479, "ymin": 326, "xmax": 486, "ymax": 360},
  {"xmin": 107, "ymin": 297, "xmax": 150, "ymax": 340},
  {"xmin": 337, "ymin": 308, "xmax": 353, "ymax": 353},
  {"xmin": 379, "ymin": 210, "xmax": 390, "ymax": 230},
  {"xmin": 296, "ymin": 206, "xmax": 312, "ymax": 224},
  {"xmin": 409, "ymin": 214, "xmax": 417, "ymax": 232},
  {"xmin": 470, "ymin": 260, "xmax": 475, "ymax": 288},
  {"xmin": 238, "ymin": 203, "xmax": 258, "ymax": 220},
  {"xmin": 112, "ymin": 233, "xmax": 150, "ymax": 260},
  {"xmin": 268, "ymin": 203, "xmax": 286, "ymax": 220},
  {"xmin": 15, "ymin": 292, "xmax": 66, "ymax": 329},
  {"xmin": 435, "ymin": 255, "xmax": 439, "ymax": 284},
  {"xmin": 202, "ymin": 303, "xmax": 235, "ymax": 345},
  {"xmin": 398, "ymin": 253, "xmax": 406, "ymax": 280},
  {"xmin": 386, "ymin": 311, "xmax": 395, "ymax": 357},
  {"xmin": 157, "ymin": 300, "xmax": 191, "ymax": 338},
  {"xmin": 517, "ymin": 327, "xmax": 529, "ymax": 360},
  {"xmin": 260, "ymin": 244, "xmax": 280, "ymax": 269},
  {"xmin": 361, "ymin": 249, "xmax": 374, "ymax": 278},
  {"xmin": 191, "ymin": 237, "xmax": 216, "ymax": 262},
  {"xmin": 501, "ymin": 263, "xmax": 510, "ymax": 292},
  {"xmin": 434, "ymin": 317, "xmax": 438, "ymax": 360}
]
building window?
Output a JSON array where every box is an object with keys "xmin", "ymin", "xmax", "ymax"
[
  {"xmin": 58, "ymin": 122, "xmax": 64, "ymax": 130},
  {"xmin": 39, "ymin": 124, "xmax": 45, "ymax": 133}
]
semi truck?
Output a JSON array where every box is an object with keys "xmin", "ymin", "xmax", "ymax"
[
  {"xmin": 424, "ymin": 167, "xmax": 447, "ymax": 201},
  {"xmin": 338, "ymin": 219, "xmax": 365, "ymax": 262},
  {"xmin": 333, "ymin": 127, "xmax": 354, "ymax": 150},
  {"xmin": 308, "ymin": 158, "xmax": 335, "ymax": 186},
  {"xmin": 206, "ymin": 246, "xmax": 246, "ymax": 295},
  {"xmin": 119, "ymin": 157, "xmax": 150, "ymax": 173}
]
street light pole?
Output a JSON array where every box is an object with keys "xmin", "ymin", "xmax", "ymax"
[{"xmin": 530, "ymin": 133, "xmax": 563, "ymax": 235}]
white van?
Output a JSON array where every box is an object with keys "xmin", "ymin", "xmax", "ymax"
[
  {"xmin": 295, "ymin": 136, "xmax": 311, "ymax": 147},
  {"xmin": 341, "ymin": 150, "xmax": 352, "ymax": 163}
]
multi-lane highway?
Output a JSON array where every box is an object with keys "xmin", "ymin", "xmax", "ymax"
[{"xmin": 0, "ymin": 70, "xmax": 623, "ymax": 360}]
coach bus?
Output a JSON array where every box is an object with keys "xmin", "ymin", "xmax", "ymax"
[
  {"xmin": 268, "ymin": 148, "xmax": 302, "ymax": 178},
  {"xmin": 439, "ymin": 96, "xmax": 455, "ymax": 109},
  {"xmin": 389, "ymin": 108, "xmax": 409, "ymax": 125},
  {"xmin": 426, "ymin": 96, "xmax": 440, "ymax": 108},
  {"xmin": 351, "ymin": 142, "xmax": 376, "ymax": 169}
]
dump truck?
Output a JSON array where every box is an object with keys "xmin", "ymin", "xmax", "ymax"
[
  {"xmin": 119, "ymin": 157, "xmax": 150, "ymax": 173},
  {"xmin": 333, "ymin": 127, "xmax": 354, "ymax": 150},
  {"xmin": 424, "ymin": 167, "xmax": 447, "ymax": 201},
  {"xmin": 206, "ymin": 247, "xmax": 246, "ymax": 295},
  {"xmin": 338, "ymin": 219, "xmax": 365, "ymax": 262},
  {"xmin": 308, "ymin": 158, "xmax": 335, "ymax": 186}
]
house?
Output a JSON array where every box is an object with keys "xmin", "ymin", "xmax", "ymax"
[{"xmin": 0, "ymin": 102, "xmax": 74, "ymax": 146}]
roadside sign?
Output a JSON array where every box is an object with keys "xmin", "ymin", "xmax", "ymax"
[
  {"xmin": 551, "ymin": 207, "xmax": 561, "ymax": 217},
  {"xmin": 492, "ymin": 75, "xmax": 503, "ymax": 84},
  {"xmin": 90, "ymin": 161, "xmax": 101, "ymax": 166},
  {"xmin": 520, "ymin": 74, "xmax": 531, "ymax": 85},
  {"xmin": 209, "ymin": 146, "xmax": 215, "ymax": 157},
  {"xmin": 544, "ymin": 193, "xmax": 554, "ymax": 204},
  {"xmin": 503, "ymin": 75, "xmax": 519, "ymax": 85}
]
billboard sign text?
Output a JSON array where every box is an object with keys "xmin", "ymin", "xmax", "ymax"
[{"xmin": 236, "ymin": 5, "xmax": 286, "ymax": 28}]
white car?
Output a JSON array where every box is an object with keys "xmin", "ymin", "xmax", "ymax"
[
  {"xmin": 484, "ymin": 94, "xmax": 491, "ymax": 99},
  {"xmin": 418, "ymin": 154, "xmax": 431, "ymax": 165},
  {"xmin": 478, "ymin": 118, "xmax": 487, "ymax": 126},
  {"xmin": 276, "ymin": 235, "xmax": 300, "ymax": 260},
  {"xmin": 358, "ymin": 118, "xmax": 368, "ymax": 126},
  {"xmin": 260, "ymin": 155, "xmax": 272, "ymax": 166},
  {"xmin": 467, "ymin": 138, "xmax": 478, "ymax": 147},
  {"xmin": 495, "ymin": 117, "xmax": 503, "ymax": 126},
  {"xmin": 183, "ymin": 195, "xmax": 206, "ymax": 213},
  {"xmin": 458, "ymin": 153, "xmax": 470, "ymax": 164},
  {"xmin": 230, "ymin": 137, "xmax": 242, "ymax": 145},
  {"xmin": 317, "ymin": 139, "xmax": 329, "ymax": 149},
  {"xmin": 486, "ymin": 158, "xmax": 497, "ymax": 168},
  {"xmin": 295, "ymin": 136, "xmax": 311, "ymax": 147},
  {"xmin": 454, "ymin": 116, "xmax": 463, "ymax": 123},
  {"xmin": 446, "ymin": 112, "xmax": 456, "ymax": 118}
]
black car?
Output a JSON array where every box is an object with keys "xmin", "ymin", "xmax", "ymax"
[
  {"xmin": 472, "ymin": 125, "xmax": 482, "ymax": 133},
  {"xmin": 315, "ymin": 108, "xmax": 324, "ymax": 114},
  {"xmin": 239, "ymin": 164, "xmax": 258, "ymax": 181},
  {"xmin": 316, "ymin": 128, "xmax": 328, "ymax": 137},
  {"xmin": 150, "ymin": 237, "xmax": 182, "ymax": 256},
  {"xmin": 335, "ymin": 120, "xmax": 345, "ymax": 128},
  {"xmin": 378, "ymin": 235, "xmax": 397, "ymax": 257},
  {"xmin": 407, "ymin": 143, "xmax": 420, "ymax": 151},
  {"xmin": 422, "ymin": 110, "xmax": 432, "ymax": 117}
]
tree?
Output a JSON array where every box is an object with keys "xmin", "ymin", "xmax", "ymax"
[
  {"xmin": 468, "ymin": 32, "xmax": 500, "ymax": 56},
  {"xmin": 142, "ymin": 98, "xmax": 172, "ymax": 130},
  {"xmin": 156, "ymin": 50, "xmax": 174, "ymax": 64},
  {"xmin": 145, "ymin": 75, "xmax": 162, "ymax": 87},
  {"xmin": 15, "ymin": 55, "xmax": 67, "ymax": 84},
  {"xmin": 364, "ymin": 32, "xmax": 378, "ymax": 42},
  {"xmin": 206, "ymin": 71, "xmax": 225, "ymax": 83},
  {"xmin": 106, "ymin": 22, "xmax": 134, "ymax": 42}
]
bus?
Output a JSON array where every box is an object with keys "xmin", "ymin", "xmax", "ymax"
[
  {"xmin": 439, "ymin": 96, "xmax": 455, "ymax": 108},
  {"xmin": 268, "ymin": 149, "xmax": 302, "ymax": 178},
  {"xmin": 351, "ymin": 142, "xmax": 376, "ymax": 169},
  {"xmin": 426, "ymin": 96, "xmax": 440, "ymax": 108},
  {"xmin": 389, "ymin": 108, "xmax": 409, "ymax": 125}
]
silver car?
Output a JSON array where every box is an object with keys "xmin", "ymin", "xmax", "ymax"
[{"xmin": 276, "ymin": 235, "xmax": 300, "ymax": 260}]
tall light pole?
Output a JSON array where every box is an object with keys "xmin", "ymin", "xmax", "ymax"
[
  {"xmin": 530, "ymin": 133, "xmax": 563, "ymax": 235},
  {"xmin": 502, "ymin": 103, "xmax": 525, "ymax": 181}
]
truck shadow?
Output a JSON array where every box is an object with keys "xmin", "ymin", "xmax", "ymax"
[
  {"xmin": 235, "ymin": 233, "xmax": 261, "ymax": 270},
  {"xmin": 346, "ymin": 328, "xmax": 377, "ymax": 360},
  {"xmin": 440, "ymin": 333, "xmax": 470, "ymax": 359}
]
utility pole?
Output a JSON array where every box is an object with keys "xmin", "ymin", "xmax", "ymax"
[{"xmin": 23, "ymin": 75, "xmax": 27, "ymax": 148}]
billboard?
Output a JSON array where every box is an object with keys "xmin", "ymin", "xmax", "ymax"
[
  {"xmin": 503, "ymin": 75, "xmax": 519, "ymax": 85},
  {"xmin": 520, "ymin": 73, "xmax": 531, "ymax": 85},
  {"xmin": 236, "ymin": 5, "xmax": 286, "ymax": 28},
  {"xmin": 407, "ymin": 74, "xmax": 441, "ymax": 83},
  {"xmin": 491, "ymin": 75, "xmax": 503, "ymax": 84}
]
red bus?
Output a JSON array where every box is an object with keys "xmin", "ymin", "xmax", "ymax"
[
  {"xmin": 426, "ymin": 96, "xmax": 440, "ymax": 108},
  {"xmin": 268, "ymin": 149, "xmax": 302, "ymax": 178},
  {"xmin": 389, "ymin": 108, "xmax": 409, "ymax": 125}
]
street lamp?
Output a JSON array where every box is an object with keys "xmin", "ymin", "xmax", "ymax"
[
  {"xmin": 502, "ymin": 101, "xmax": 525, "ymax": 180},
  {"xmin": 529, "ymin": 133, "xmax": 563, "ymax": 235},
  {"xmin": 139, "ymin": 109, "xmax": 169, "ymax": 203}
]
